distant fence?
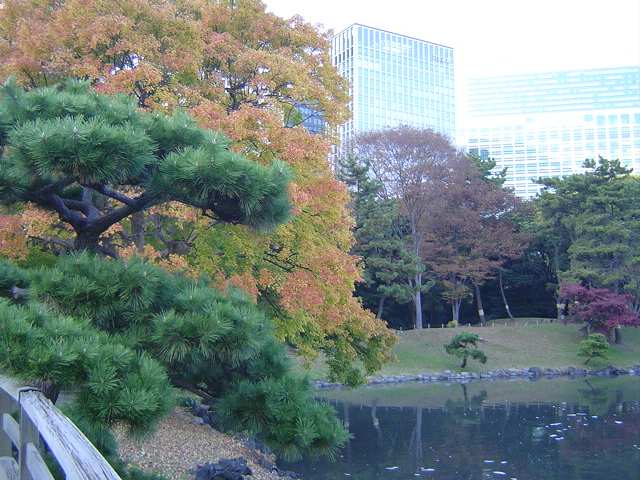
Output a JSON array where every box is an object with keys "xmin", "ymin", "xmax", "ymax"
[
  {"xmin": 0, "ymin": 377, "xmax": 121, "ymax": 480},
  {"xmin": 417, "ymin": 318, "xmax": 557, "ymax": 329}
]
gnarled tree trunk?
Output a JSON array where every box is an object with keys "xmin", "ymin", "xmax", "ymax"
[{"xmin": 131, "ymin": 211, "xmax": 146, "ymax": 253}]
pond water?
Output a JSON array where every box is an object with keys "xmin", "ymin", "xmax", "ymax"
[{"xmin": 282, "ymin": 377, "xmax": 640, "ymax": 480}]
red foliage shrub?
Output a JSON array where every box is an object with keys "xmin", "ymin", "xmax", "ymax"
[{"xmin": 559, "ymin": 283, "xmax": 639, "ymax": 336}]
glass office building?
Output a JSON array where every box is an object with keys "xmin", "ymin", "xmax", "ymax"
[
  {"xmin": 464, "ymin": 66, "xmax": 640, "ymax": 198},
  {"xmin": 331, "ymin": 24, "xmax": 455, "ymax": 151},
  {"xmin": 287, "ymin": 103, "xmax": 325, "ymax": 134}
]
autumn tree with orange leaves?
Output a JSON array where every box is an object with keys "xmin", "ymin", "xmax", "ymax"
[{"xmin": 0, "ymin": 0, "xmax": 394, "ymax": 384}]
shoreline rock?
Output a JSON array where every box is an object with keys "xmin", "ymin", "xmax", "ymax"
[
  {"xmin": 313, "ymin": 365, "xmax": 640, "ymax": 390},
  {"xmin": 184, "ymin": 400, "xmax": 300, "ymax": 479}
]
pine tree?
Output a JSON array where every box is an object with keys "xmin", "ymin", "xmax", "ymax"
[
  {"xmin": 468, "ymin": 152, "xmax": 508, "ymax": 187},
  {"xmin": 0, "ymin": 79, "xmax": 291, "ymax": 254},
  {"xmin": 444, "ymin": 332, "xmax": 488, "ymax": 369},
  {"xmin": 0, "ymin": 254, "xmax": 347, "ymax": 459},
  {"xmin": 535, "ymin": 157, "xmax": 640, "ymax": 314}
]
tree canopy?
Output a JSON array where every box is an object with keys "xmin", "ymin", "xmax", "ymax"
[
  {"xmin": 0, "ymin": 253, "xmax": 347, "ymax": 460},
  {"xmin": 337, "ymin": 155, "xmax": 424, "ymax": 323},
  {"xmin": 356, "ymin": 126, "xmax": 457, "ymax": 329},
  {"xmin": 535, "ymin": 157, "xmax": 640, "ymax": 314},
  {"xmin": 0, "ymin": 0, "xmax": 394, "ymax": 383},
  {"xmin": 354, "ymin": 126, "xmax": 526, "ymax": 326},
  {"xmin": 0, "ymin": 79, "xmax": 291, "ymax": 253}
]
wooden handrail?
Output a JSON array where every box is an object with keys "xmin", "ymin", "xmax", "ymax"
[{"xmin": 0, "ymin": 377, "xmax": 121, "ymax": 480}]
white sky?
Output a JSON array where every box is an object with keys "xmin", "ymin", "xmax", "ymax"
[{"xmin": 265, "ymin": 0, "xmax": 640, "ymax": 127}]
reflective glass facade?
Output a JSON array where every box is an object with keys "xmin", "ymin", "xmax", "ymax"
[
  {"xmin": 332, "ymin": 24, "xmax": 455, "ymax": 151},
  {"xmin": 288, "ymin": 103, "xmax": 325, "ymax": 134},
  {"xmin": 465, "ymin": 66, "xmax": 640, "ymax": 198}
]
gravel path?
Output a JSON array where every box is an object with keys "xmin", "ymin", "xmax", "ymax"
[{"xmin": 114, "ymin": 407, "xmax": 282, "ymax": 480}]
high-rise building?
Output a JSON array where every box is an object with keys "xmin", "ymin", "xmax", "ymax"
[
  {"xmin": 287, "ymin": 102, "xmax": 325, "ymax": 134},
  {"xmin": 331, "ymin": 24, "xmax": 455, "ymax": 151},
  {"xmin": 464, "ymin": 66, "xmax": 640, "ymax": 198}
]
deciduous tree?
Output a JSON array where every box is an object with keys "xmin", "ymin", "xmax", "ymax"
[
  {"xmin": 337, "ymin": 155, "xmax": 426, "ymax": 322},
  {"xmin": 559, "ymin": 283, "xmax": 639, "ymax": 340},
  {"xmin": 420, "ymin": 154, "xmax": 525, "ymax": 324},
  {"xmin": 356, "ymin": 127, "xmax": 456, "ymax": 328},
  {"xmin": 0, "ymin": 0, "xmax": 394, "ymax": 383}
]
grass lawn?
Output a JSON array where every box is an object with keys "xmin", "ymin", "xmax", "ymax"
[{"xmin": 298, "ymin": 320, "xmax": 640, "ymax": 380}]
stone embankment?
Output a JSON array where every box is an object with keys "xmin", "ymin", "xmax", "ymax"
[{"xmin": 314, "ymin": 365, "xmax": 640, "ymax": 389}]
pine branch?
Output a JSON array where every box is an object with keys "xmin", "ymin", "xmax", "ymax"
[
  {"xmin": 88, "ymin": 184, "xmax": 137, "ymax": 206},
  {"xmin": 169, "ymin": 377, "xmax": 217, "ymax": 404},
  {"xmin": 34, "ymin": 177, "xmax": 75, "ymax": 197},
  {"xmin": 62, "ymin": 192, "xmax": 100, "ymax": 220},
  {"xmin": 89, "ymin": 191, "xmax": 162, "ymax": 234},
  {"xmin": 43, "ymin": 193, "xmax": 86, "ymax": 229}
]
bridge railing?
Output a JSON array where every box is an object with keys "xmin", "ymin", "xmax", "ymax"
[{"xmin": 0, "ymin": 377, "xmax": 121, "ymax": 480}]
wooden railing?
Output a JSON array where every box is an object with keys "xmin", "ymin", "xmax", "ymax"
[{"xmin": 0, "ymin": 377, "xmax": 121, "ymax": 480}]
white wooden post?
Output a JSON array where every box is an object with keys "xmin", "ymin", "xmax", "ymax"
[
  {"xmin": 1, "ymin": 380, "xmax": 121, "ymax": 480},
  {"xmin": 18, "ymin": 390, "xmax": 40, "ymax": 480}
]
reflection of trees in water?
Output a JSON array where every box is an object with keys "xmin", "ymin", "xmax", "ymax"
[
  {"xmin": 577, "ymin": 379, "xmax": 611, "ymax": 416},
  {"xmin": 371, "ymin": 399, "xmax": 383, "ymax": 448},
  {"xmin": 444, "ymin": 385, "xmax": 488, "ymax": 426},
  {"xmin": 343, "ymin": 403, "xmax": 352, "ymax": 465},
  {"xmin": 408, "ymin": 406, "xmax": 423, "ymax": 472},
  {"xmin": 287, "ymin": 385, "xmax": 640, "ymax": 480},
  {"xmin": 559, "ymin": 402, "xmax": 640, "ymax": 480}
]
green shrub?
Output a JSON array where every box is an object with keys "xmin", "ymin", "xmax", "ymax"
[
  {"xmin": 444, "ymin": 332, "xmax": 487, "ymax": 369},
  {"xmin": 0, "ymin": 253, "xmax": 346, "ymax": 460},
  {"xmin": 217, "ymin": 376, "xmax": 348, "ymax": 461},
  {"xmin": 0, "ymin": 259, "xmax": 29, "ymax": 296},
  {"xmin": 0, "ymin": 299, "xmax": 174, "ymax": 432},
  {"xmin": 578, "ymin": 333, "xmax": 610, "ymax": 365}
]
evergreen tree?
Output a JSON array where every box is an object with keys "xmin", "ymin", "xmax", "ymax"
[
  {"xmin": 468, "ymin": 152, "xmax": 508, "ymax": 187},
  {"xmin": 0, "ymin": 254, "xmax": 347, "ymax": 460},
  {"xmin": 535, "ymin": 157, "xmax": 640, "ymax": 314},
  {"xmin": 577, "ymin": 334, "xmax": 610, "ymax": 365},
  {"xmin": 337, "ymin": 155, "xmax": 426, "ymax": 323},
  {"xmin": 0, "ymin": 79, "xmax": 291, "ymax": 254},
  {"xmin": 444, "ymin": 332, "xmax": 487, "ymax": 369},
  {"xmin": 567, "ymin": 176, "xmax": 640, "ymax": 308}
]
